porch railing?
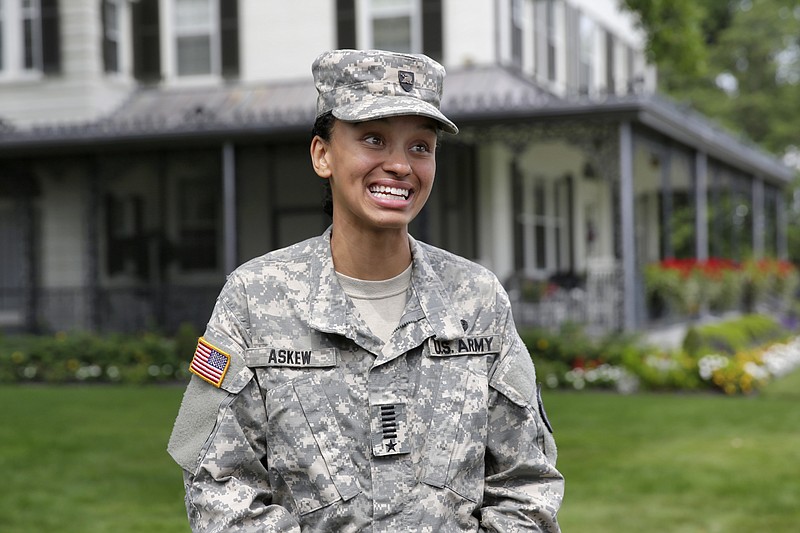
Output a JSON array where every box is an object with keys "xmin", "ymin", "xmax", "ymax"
[
  {"xmin": 508, "ymin": 259, "xmax": 623, "ymax": 335},
  {"xmin": 3, "ymin": 265, "xmax": 625, "ymax": 336},
  {"xmin": 0, "ymin": 285, "xmax": 222, "ymax": 334}
]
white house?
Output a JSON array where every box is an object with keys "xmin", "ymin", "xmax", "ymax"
[{"xmin": 0, "ymin": 0, "xmax": 793, "ymax": 334}]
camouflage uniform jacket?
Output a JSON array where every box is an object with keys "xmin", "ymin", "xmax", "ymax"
[{"xmin": 168, "ymin": 230, "xmax": 564, "ymax": 532}]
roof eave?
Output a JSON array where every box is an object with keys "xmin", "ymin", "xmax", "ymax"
[{"xmin": 451, "ymin": 96, "xmax": 795, "ymax": 184}]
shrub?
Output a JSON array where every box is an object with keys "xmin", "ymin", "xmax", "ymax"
[
  {"xmin": 0, "ymin": 331, "xmax": 191, "ymax": 385},
  {"xmin": 682, "ymin": 314, "xmax": 789, "ymax": 358},
  {"xmin": 521, "ymin": 324, "xmax": 646, "ymax": 393}
]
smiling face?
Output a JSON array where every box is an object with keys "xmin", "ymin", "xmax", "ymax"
[{"xmin": 311, "ymin": 115, "xmax": 439, "ymax": 236}]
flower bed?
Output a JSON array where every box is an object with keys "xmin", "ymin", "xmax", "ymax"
[
  {"xmin": 644, "ymin": 257, "xmax": 799, "ymax": 316},
  {"xmin": 525, "ymin": 315, "xmax": 800, "ymax": 395}
]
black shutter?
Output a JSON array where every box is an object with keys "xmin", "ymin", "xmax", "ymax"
[
  {"xmin": 422, "ymin": 0, "xmax": 443, "ymax": 61},
  {"xmin": 40, "ymin": 0, "xmax": 60, "ymax": 74},
  {"xmin": 336, "ymin": 0, "xmax": 356, "ymax": 49},
  {"xmin": 220, "ymin": 0, "xmax": 239, "ymax": 78},
  {"xmin": 132, "ymin": 0, "xmax": 161, "ymax": 82}
]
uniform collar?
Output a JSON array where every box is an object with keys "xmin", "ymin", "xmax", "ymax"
[
  {"xmin": 306, "ymin": 228, "xmax": 363, "ymax": 340},
  {"xmin": 306, "ymin": 228, "xmax": 465, "ymax": 344},
  {"xmin": 407, "ymin": 235, "xmax": 467, "ymax": 341}
]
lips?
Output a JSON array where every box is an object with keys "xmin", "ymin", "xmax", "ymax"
[{"xmin": 368, "ymin": 184, "xmax": 410, "ymax": 200}]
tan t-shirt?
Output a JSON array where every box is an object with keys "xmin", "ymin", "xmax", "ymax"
[{"xmin": 335, "ymin": 264, "xmax": 412, "ymax": 343}]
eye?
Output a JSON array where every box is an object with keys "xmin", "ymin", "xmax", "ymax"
[
  {"xmin": 410, "ymin": 141, "xmax": 433, "ymax": 153},
  {"xmin": 363, "ymin": 134, "xmax": 384, "ymax": 146}
]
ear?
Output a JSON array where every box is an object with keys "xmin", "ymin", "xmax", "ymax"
[{"xmin": 310, "ymin": 136, "xmax": 333, "ymax": 179}]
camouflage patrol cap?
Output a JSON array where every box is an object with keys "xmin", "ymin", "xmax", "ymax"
[{"xmin": 312, "ymin": 49, "xmax": 458, "ymax": 134}]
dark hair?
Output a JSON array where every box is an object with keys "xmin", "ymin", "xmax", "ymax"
[
  {"xmin": 312, "ymin": 112, "xmax": 336, "ymax": 217},
  {"xmin": 312, "ymin": 111, "xmax": 336, "ymax": 142}
]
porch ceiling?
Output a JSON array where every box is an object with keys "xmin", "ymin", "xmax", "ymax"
[{"xmin": 0, "ymin": 66, "xmax": 792, "ymax": 184}]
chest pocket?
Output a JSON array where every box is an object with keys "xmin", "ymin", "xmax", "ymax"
[
  {"xmin": 245, "ymin": 347, "xmax": 362, "ymax": 515},
  {"xmin": 263, "ymin": 374, "xmax": 361, "ymax": 515},
  {"xmin": 421, "ymin": 336, "xmax": 496, "ymax": 503}
]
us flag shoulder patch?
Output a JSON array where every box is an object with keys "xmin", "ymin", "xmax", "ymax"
[{"xmin": 189, "ymin": 337, "xmax": 231, "ymax": 388}]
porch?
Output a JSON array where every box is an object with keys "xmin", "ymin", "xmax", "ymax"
[{"xmin": 0, "ymin": 285, "xmax": 219, "ymax": 334}]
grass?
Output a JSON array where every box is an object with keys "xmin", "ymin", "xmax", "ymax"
[
  {"xmin": 1, "ymin": 379, "xmax": 799, "ymax": 533},
  {"xmin": 547, "ymin": 386, "xmax": 800, "ymax": 532},
  {"xmin": 0, "ymin": 385, "xmax": 189, "ymax": 533}
]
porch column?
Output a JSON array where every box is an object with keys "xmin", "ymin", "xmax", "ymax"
[
  {"xmin": 659, "ymin": 144, "xmax": 674, "ymax": 258},
  {"xmin": 777, "ymin": 191, "xmax": 788, "ymax": 260},
  {"xmin": 21, "ymin": 188, "xmax": 38, "ymax": 332},
  {"xmin": 709, "ymin": 166, "xmax": 721, "ymax": 258},
  {"xmin": 694, "ymin": 151, "xmax": 709, "ymax": 261},
  {"xmin": 222, "ymin": 142, "xmax": 238, "ymax": 274},
  {"xmin": 751, "ymin": 176, "xmax": 765, "ymax": 258},
  {"xmin": 619, "ymin": 121, "xmax": 636, "ymax": 331},
  {"xmin": 87, "ymin": 158, "xmax": 101, "ymax": 331}
]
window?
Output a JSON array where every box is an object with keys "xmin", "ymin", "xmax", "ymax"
[
  {"xmin": 0, "ymin": 2, "xmax": 5, "ymax": 71},
  {"xmin": 133, "ymin": 0, "xmax": 238, "ymax": 81},
  {"xmin": 21, "ymin": 0, "xmax": 39, "ymax": 70},
  {"xmin": 625, "ymin": 44, "xmax": 635, "ymax": 93},
  {"xmin": 605, "ymin": 31, "xmax": 615, "ymax": 94},
  {"xmin": 339, "ymin": 0, "xmax": 440, "ymax": 59},
  {"xmin": 0, "ymin": 0, "xmax": 58, "ymax": 77},
  {"xmin": 545, "ymin": 0, "xmax": 556, "ymax": 81},
  {"xmin": 174, "ymin": 0, "xmax": 217, "ymax": 76},
  {"xmin": 177, "ymin": 177, "xmax": 219, "ymax": 271},
  {"xmin": 522, "ymin": 176, "xmax": 570, "ymax": 274},
  {"xmin": 165, "ymin": 151, "xmax": 221, "ymax": 272},
  {"xmin": 534, "ymin": 0, "xmax": 557, "ymax": 82},
  {"xmin": 578, "ymin": 13, "xmax": 594, "ymax": 94},
  {"xmin": 511, "ymin": 0, "xmax": 524, "ymax": 68},
  {"xmin": 105, "ymin": 194, "xmax": 147, "ymax": 277},
  {"xmin": 0, "ymin": 0, "xmax": 40, "ymax": 74},
  {"xmin": 102, "ymin": 0, "xmax": 121, "ymax": 73},
  {"xmin": 359, "ymin": 0, "xmax": 421, "ymax": 53}
]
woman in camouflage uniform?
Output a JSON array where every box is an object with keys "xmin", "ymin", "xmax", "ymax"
[{"xmin": 168, "ymin": 49, "xmax": 564, "ymax": 532}]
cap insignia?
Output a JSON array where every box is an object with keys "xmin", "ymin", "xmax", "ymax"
[{"xmin": 398, "ymin": 70, "xmax": 414, "ymax": 92}]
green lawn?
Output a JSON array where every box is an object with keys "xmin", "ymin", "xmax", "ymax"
[
  {"xmin": 0, "ymin": 386, "xmax": 189, "ymax": 533},
  {"xmin": 1, "ymin": 381, "xmax": 799, "ymax": 533}
]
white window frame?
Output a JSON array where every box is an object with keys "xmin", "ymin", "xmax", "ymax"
[
  {"xmin": 356, "ymin": 0, "xmax": 422, "ymax": 53},
  {"xmin": 162, "ymin": 0, "xmax": 221, "ymax": 84},
  {"xmin": 522, "ymin": 175, "xmax": 568, "ymax": 276},
  {"xmin": 0, "ymin": 0, "xmax": 43, "ymax": 81}
]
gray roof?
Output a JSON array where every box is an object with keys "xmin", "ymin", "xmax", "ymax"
[{"xmin": 0, "ymin": 65, "xmax": 792, "ymax": 183}]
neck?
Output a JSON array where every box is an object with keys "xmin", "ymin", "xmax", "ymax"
[{"xmin": 330, "ymin": 222, "xmax": 412, "ymax": 281}]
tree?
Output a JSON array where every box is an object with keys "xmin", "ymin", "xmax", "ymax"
[
  {"xmin": 623, "ymin": 0, "xmax": 800, "ymax": 156},
  {"xmin": 622, "ymin": 0, "xmax": 708, "ymax": 84}
]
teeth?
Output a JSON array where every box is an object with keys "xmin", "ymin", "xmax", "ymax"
[{"xmin": 370, "ymin": 185, "xmax": 409, "ymax": 199}]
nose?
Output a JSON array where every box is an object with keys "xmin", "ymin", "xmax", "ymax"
[{"xmin": 383, "ymin": 146, "xmax": 412, "ymax": 178}]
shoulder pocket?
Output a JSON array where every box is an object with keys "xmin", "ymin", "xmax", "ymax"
[
  {"xmin": 167, "ymin": 376, "xmax": 232, "ymax": 472},
  {"xmin": 489, "ymin": 341, "xmax": 537, "ymax": 407}
]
